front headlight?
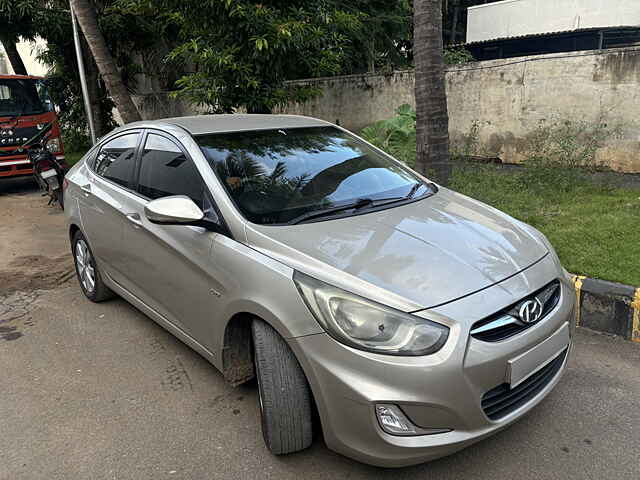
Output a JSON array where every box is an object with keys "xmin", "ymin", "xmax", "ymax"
[
  {"xmin": 293, "ymin": 272, "xmax": 449, "ymax": 356},
  {"xmin": 46, "ymin": 137, "xmax": 61, "ymax": 153}
]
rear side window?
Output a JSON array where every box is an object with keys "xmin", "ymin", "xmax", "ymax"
[
  {"xmin": 137, "ymin": 133, "xmax": 206, "ymax": 207},
  {"xmin": 94, "ymin": 133, "xmax": 139, "ymax": 189}
]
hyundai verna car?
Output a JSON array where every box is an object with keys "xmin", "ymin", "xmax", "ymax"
[{"xmin": 64, "ymin": 115, "xmax": 574, "ymax": 467}]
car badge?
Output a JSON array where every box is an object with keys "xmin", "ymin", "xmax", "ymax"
[{"xmin": 518, "ymin": 298, "xmax": 544, "ymax": 324}]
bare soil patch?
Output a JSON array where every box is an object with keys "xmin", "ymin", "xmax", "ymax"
[
  {"xmin": 1, "ymin": 182, "xmax": 73, "ymax": 296},
  {"xmin": 0, "ymin": 254, "xmax": 75, "ymax": 296}
]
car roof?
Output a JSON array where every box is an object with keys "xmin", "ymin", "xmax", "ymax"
[{"xmin": 127, "ymin": 114, "xmax": 331, "ymax": 136}]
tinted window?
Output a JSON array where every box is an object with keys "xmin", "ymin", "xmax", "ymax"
[
  {"xmin": 138, "ymin": 134, "xmax": 206, "ymax": 207},
  {"xmin": 196, "ymin": 126, "xmax": 433, "ymax": 225},
  {"xmin": 94, "ymin": 133, "xmax": 139, "ymax": 189}
]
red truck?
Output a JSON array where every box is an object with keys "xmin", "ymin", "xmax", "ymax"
[{"xmin": 0, "ymin": 74, "xmax": 66, "ymax": 178}]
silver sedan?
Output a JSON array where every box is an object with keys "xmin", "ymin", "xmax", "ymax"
[{"xmin": 64, "ymin": 114, "xmax": 574, "ymax": 467}]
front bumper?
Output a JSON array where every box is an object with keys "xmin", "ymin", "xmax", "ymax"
[
  {"xmin": 0, "ymin": 157, "xmax": 33, "ymax": 177},
  {"xmin": 288, "ymin": 257, "xmax": 575, "ymax": 467}
]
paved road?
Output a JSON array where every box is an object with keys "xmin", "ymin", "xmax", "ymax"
[{"xmin": 1, "ymin": 185, "xmax": 639, "ymax": 479}]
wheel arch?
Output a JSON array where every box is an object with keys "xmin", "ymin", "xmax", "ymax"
[
  {"xmin": 217, "ymin": 293, "xmax": 320, "ymax": 384},
  {"xmin": 219, "ymin": 307, "xmax": 316, "ymax": 392},
  {"xmin": 220, "ymin": 308, "xmax": 302, "ymax": 386},
  {"xmin": 220, "ymin": 312, "xmax": 256, "ymax": 386},
  {"xmin": 69, "ymin": 223, "xmax": 81, "ymax": 243}
]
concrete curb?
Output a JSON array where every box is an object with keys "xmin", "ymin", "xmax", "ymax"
[{"xmin": 572, "ymin": 275, "xmax": 640, "ymax": 343}]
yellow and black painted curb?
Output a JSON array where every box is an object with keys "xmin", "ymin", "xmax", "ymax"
[{"xmin": 572, "ymin": 275, "xmax": 640, "ymax": 343}]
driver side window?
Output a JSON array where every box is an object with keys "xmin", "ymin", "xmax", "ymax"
[{"xmin": 137, "ymin": 133, "xmax": 207, "ymax": 209}]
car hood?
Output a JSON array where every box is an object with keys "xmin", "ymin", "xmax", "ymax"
[{"xmin": 246, "ymin": 188, "xmax": 548, "ymax": 311}]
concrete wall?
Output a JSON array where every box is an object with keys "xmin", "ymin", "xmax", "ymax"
[
  {"xmin": 467, "ymin": 0, "xmax": 640, "ymax": 43},
  {"xmin": 279, "ymin": 71, "xmax": 416, "ymax": 132},
  {"xmin": 113, "ymin": 93, "xmax": 206, "ymax": 124},
  {"xmin": 278, "ymin": 48, "xmax": 640, "ymax": 173}
]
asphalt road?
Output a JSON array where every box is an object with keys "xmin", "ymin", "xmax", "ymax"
[{"xmin": 1, "ymin": 183, "xmax": 639, "ymax": 479}]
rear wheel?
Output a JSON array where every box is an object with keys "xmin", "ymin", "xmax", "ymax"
[
  {"xmin": 72, "ymin": 230, "xmax": 115, "ymax": 302},
  {"xmin": 251, "ymin": 319, "xmax": 313, "ymax": 455}
]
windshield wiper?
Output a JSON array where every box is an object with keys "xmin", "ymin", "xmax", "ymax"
[
  {"xmin": 9, "ymin": 101, "xmax": 27, "ymax": 125},
  {"xmin": 287, "ymin": 198, "xmax": 375, "ymax": 225},
  {"xmin": 405, "ymin": 182, "xmax": 422, "ymax": 199},
  {"xmin": 286, "ymin": 183, "xmax": 437, "ymax": 226},
  {"xmin": 407, "ymin": 181, "xmax": 439, "ymax": 199}
]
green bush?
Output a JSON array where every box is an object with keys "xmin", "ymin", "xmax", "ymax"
[
  {"xmin": 360, "ymin": 104, "xmax": 416, "ymax": 166},
  {"xmin": 443, "ymin": 46, "xmax": 474, "ymax": 65}
]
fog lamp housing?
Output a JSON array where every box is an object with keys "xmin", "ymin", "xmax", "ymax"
[{"xmin": 375, "ymin": 404, "xmax": 451, "ymax": 437}]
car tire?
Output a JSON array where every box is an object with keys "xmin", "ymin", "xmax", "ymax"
[
  {"xmin": 251, "ymin": 319, "xmax": 313, "ymax": 455},
  {"xmin": 72, "ymin": 230, "xmax": 115, "ymax": 302}
]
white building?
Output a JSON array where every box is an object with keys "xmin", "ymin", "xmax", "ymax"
[
  {"xmin": 465, "ymin": 0, "xmax": 640, "ymax": 60},
  {"xmin": 467, "ymin": 0, "xmax": 640, "ymax": 43}
]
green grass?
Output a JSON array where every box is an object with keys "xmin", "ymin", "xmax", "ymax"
[
  {"xmin": 450, "ymin": 165, "xmax": 640, "ymax": 286},
  {"xmin": 65, "ymin": 151, "xmax": 85, "ymax": 167}
]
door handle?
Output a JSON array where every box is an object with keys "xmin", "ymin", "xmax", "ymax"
[
  {"xmin": 80, "ymin": 184, "xmax": 92, "ymax": 196},
  {"xmin": 126, "ymin": 212, "xmax": 143, "ymax": 228}
]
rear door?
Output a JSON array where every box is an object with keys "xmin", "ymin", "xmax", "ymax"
[
  {"xmin": 77, "ymin": 131, "xmax": 142, "ymax": 285},
  {"xmin": 121, "ymin": 130, "xmax": 227, "ymax": 349}
]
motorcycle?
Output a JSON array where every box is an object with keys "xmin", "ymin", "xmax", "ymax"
[{"xmin": 29, "ymin": 129, "xmax": 68, "ymax": 210}]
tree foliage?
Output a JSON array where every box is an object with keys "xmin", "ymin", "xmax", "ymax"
[
  {"xmin": 443, "ymin": 45, "xmax": 474, "ymax": 64},
  {"xmin": 156, "ymin": 0, "xmax": 416, "ymax": 113},
  {"xmin": 160, "ymin": 1, "xmax": 359, "ymax": 113},
  {"xmin": 328, "ymin": 0, "xmax": 413, "ymax": 73},
  {"xmin": 1, "ymin": 0, "xmax": 474, "ymax": 134},
  {"xmin": 0, "ymin": 0, "xmax": 184, "ymax": 141},
  {"xmin": 0, "ymin": 0, "xmax": 42, "ymax": 41}
]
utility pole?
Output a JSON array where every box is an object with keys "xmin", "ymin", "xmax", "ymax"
[{"xmin": 70, "ymin": 1, "xmax": 97, "ymax": 144}]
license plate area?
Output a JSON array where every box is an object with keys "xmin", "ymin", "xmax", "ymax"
[
  {"xmin": 41, "ymin": 169, "xmax": 57, "ymax": 179},
  {"xmin": 46, "ymin": 176, "xmax": 59, "ymax": 190},
  {"xmin": 507, "ymin": 323, "xmax": 570, "ymax": 388}
]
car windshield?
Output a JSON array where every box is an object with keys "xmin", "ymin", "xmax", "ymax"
[
  {"xmin": 0, "ymin": 79, "xmax": 51, "ymax": 117},
  {"xmin": 196, "ymin": 126, "xmax": 433, "ymax": 225}
]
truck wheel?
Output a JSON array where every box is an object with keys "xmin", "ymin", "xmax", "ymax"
[
  {"xmin": 72, "ymin": 230, "xmax": 115, "ymax": 302},
  {"xmin": 251, "ymin": 319, "xmax": 313, "ymax": 455}
]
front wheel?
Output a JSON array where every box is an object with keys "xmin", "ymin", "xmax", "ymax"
[{"xmin": 251, "ymin": 320, "xmax": 313, "ymax": 455}]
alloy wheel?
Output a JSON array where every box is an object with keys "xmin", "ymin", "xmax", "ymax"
[{"xmin": 75, "ymin": 239, "xmax": 96, "ymax": 294}]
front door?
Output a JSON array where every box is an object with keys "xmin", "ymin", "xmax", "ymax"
[{"xmin": 121, "ymin": 131, "xmax": 226, "ymax": 351}]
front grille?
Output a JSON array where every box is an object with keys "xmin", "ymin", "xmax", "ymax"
[
  {"xmin": 481, "ymin": 348, "xmax": 567, "ymax": 420},
  {"xmin": 470, "ymin": 280, "xmax": 561, "ymax": 342},
  {"xmin": 0, "ymin": 125, "xmax": 51, "ymax": 156}
]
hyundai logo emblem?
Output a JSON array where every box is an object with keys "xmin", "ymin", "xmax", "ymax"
[{"xmin": 518, "ymin": 298, "xmax": 544, "ymax": 324}]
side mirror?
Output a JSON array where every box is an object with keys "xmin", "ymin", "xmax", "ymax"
[{"xmin": 144, "ymin": 195, "xmax": 205, "ymax": 225}]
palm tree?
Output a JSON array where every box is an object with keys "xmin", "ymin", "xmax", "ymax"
[
  {"xmin": 69, "ymin": 0, "xmax": 141, "ymax": 123},
  {"xmin": 413, "ymin": 0, "xmax": 451, "ymax": 185}
]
